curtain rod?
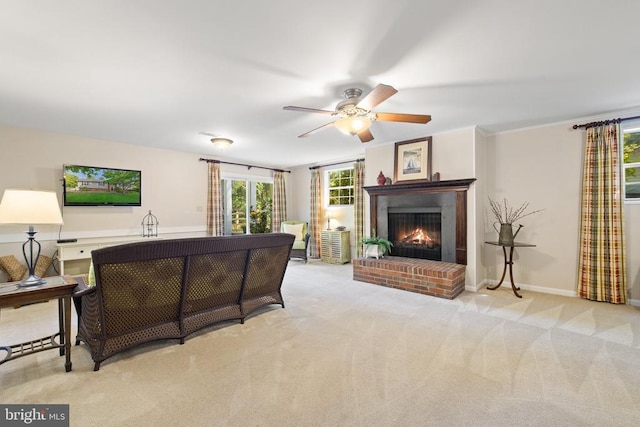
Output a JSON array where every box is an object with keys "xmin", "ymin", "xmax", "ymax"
[
  {"xmin": 572, "ymin": 114, "xmax": 640, "ymax": 129},
  {"xmin": 309, "ymin": 158, "xmax": 365, "ymax": 170},
  {"xmin": 199, "ymin": 158, "xmax": 290, "ymax": 173}
]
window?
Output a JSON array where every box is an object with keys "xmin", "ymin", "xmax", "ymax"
[
  {"xmin": 623, "ymin": 127, "xmax": 640, "ymax": 201},
  {"xmin": 326, "ymin": 167, "xmax": 354, "ymax": 206},
  {"xmin": 222, "ymin": 178, "xmax": 273, "ymax": 234}
]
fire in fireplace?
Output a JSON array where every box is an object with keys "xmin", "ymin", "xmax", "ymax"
[
  {"xmin": 400, "ymin": 228, "xmax": 437, "ymax": 247},
  {"xmin": 388, "ymin": 211, "xmax": 442, "ymax": 261}
]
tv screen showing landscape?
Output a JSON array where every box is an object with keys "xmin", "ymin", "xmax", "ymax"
[{"xmin": 63, "ymin": 165, "xmax": 142, "ymax": 206}]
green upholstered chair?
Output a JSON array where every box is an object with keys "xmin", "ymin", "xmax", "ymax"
[{"xmin": 280, "ymin": 220, "xmax": 310, "ymax": 263}]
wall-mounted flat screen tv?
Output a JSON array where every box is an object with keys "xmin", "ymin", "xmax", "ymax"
[{"xmin": 63, "ymin": 164, "xmax": 142, "ymax": 206}]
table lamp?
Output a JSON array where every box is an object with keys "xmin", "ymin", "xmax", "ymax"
[{"xmin": 0, "ymin": 189, "xmax": 64, "ymax": 287}]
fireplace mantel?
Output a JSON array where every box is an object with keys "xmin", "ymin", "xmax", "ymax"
[
  {"xmin": 364, "ymin": 178, "xmax": 476, "ymax": 196},
  {"xmin": 364, "ymin": 178, "xmax": 476, "ymax": 264}
]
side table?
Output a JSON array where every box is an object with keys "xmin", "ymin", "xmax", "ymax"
[
  {"xmin": 0, "ymin": 275, "xmax": 78, "ymax": 372},
  {"xmin": 320, "ymin": 230, "xmax": 351, "ymax": 264},
  {"xmin": 485, "ymin": 241, "xmax": 535, "ymax": 298}
]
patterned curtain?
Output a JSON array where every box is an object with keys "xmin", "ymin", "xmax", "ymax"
[
  {"xmin": 206, "ymin": 162, "xmax": 224, "ymax": 236},
  {"xmin": 309, "ymin": 169, "xmax": 322, "ymax": 258},
  {"xmin": 577, "ymin": 123, "xmax": 627, "ymax": 303},
  {"xmin": 353, "ymin": 160, "xmax": 365, "ymax": 257},
  {"xmin": 272, "ymin": 171, "xmax": 287, "ymax": 232}
]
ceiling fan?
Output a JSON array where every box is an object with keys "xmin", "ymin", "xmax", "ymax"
[{"xmin": 283, "ymin": 83, "xmax": 431, "ymax": 143}]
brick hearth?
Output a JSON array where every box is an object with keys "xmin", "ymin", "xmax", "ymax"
[{"xmin": 352, "ymin": 256, "xmax": 466, "ymax": 299}]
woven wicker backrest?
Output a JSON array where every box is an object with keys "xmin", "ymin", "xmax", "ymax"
[
  {"xmin": 89, "ymin": 234, "xmax": 295, "ymax": 337},
  {"xmin": 98, "ymin": 257, "xmax": 184, "ymax": 336},
  {"xmin": 183, "ymin": 251, "xmax": 247, "ymax": 314},
  {"xmin": 243, "ymin": 245, "xmax": 291, "ymax": 299}
]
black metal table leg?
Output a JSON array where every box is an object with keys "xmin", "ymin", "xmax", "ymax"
[
  {"xmin": 505, "ymin": 246, "xmax": 522, "ymax": 298},
  {"xmin": 486, "ymin": 243, "xmax": 529, "ymax": 298},
  {"xmin": 487, "ymin": 246, "xmax": 508, "ymax": 291}
]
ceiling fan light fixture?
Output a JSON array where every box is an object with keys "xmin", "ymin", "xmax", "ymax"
[
  {"xmin": 334, "ymin": 117, "xmax": 372, "ymax": 136},
  {"xmin": 211, "ymin": 137, "xmax": 233, "ymax": 150}
]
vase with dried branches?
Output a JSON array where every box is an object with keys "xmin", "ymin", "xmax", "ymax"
[{"xmin": 489, "ymin": 198, "xmax": 543, "ymax": 245}]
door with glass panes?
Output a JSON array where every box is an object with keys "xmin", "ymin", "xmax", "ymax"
[{"xmin": 222, "ymin": 179, "xmax": 273, "ymax": 234}]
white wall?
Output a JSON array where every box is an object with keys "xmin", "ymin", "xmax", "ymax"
[
  {"xmin": 289, "ymin": 166, "xmax": 311, "ymax": 222},
  {"xmin": 0, "ymin": 125, "xmax": 208, "ymax": 240},
  {"xmin": 485, "ymin": 123, "xmax": 583, "ymax": 296},
  {"xmin": 626, "ymin": 201, "xmax": 640, "ymax": 301},
  {"xmin": 622, "ymin": 119, "xmax": 640, "ymax": 302},
  {"xmin": 0, "ymin": 125, "xmax": 282, "ymax": 279},
  {"xmin": 473, "ymin": 127, "xmax": 488, "ymax": 288}
]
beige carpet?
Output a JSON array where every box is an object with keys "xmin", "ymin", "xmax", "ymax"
[{"xmin": 1, "ymin": 261, "xmax": 640, "ymax": 427}]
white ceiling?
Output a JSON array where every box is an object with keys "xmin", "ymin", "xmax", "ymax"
[{"xmin": 2, "ymin": 0, "xmax": 640, "ymax": 168}]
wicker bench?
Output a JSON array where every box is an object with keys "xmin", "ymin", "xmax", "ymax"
[{"xmin": 73, "ymin": 233, "xmax": 294, "ymax": 371}]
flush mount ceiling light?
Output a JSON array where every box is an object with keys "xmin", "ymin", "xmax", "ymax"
[{"xmin": 210, "ymin": 137, "xmax": 233, "ymax": 150}]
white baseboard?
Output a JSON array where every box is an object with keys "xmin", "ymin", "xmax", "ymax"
[
  {"xmin": 474, "ymin": 279, "xmax": 577, "ymax": 298},
  {"xmin": 475, "ymin": 279, "xmax": 640, "ymax": 306},
  {"xmin": 465, "ymin": 283, "xmax": 482, "ymax": 292}
]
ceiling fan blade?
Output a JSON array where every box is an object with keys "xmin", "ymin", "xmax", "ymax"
[
  {"xmin": 358, "ymin": 129, "xmax": 374, "ymax": 143},
  {"xmin": 356, "ymin": 84, "xmax": 398, "ymax": 111},
  {"xmin": 376, "ymin": 112, "xmax": 432, "ymax": 124},
  {"xmin": 283, "ymin": 106, "xmax": 335, "ymax": 115},
  {"xmin": 298, "ymin": 122, "xmax": 335, "ymax": 138}
]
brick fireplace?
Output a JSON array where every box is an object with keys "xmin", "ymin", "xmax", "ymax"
[
  {"xmin": 354, "ymin": 178, "xmax": 475, "ymax": 299},
  {"xmin": 353, "ymin": 256, "xmax": 466, "ymax": 299}
]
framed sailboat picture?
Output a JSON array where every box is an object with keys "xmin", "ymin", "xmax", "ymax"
[{"xmin": 393, "ymin": 136, "xmax": 432, "ymax": 183}]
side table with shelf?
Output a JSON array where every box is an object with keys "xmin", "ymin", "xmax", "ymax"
[
  {"xmin": 0, "ymin": 275, "xmax": 78, "ymax": 372},
  {"xmin": 321, "ymin": 230, "xmax": 351, "ymax": 264}
]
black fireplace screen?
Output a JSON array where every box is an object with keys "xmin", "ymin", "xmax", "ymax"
[{"xmin": 388, "ymin": 212, "xmax": 442, "ymax": 260}]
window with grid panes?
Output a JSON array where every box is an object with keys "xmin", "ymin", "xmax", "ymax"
[
  {"xmin": 623, "ymin": 127, "xmax": 640, "ymax": 202},
  {"xmin": 327, "ymin": 168, "xmax": 354, "ymax": 206}
]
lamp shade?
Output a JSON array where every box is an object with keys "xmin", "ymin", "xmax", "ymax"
[
  {"xmin": 334, "ymin": 117, "xmax": 372, "ymax": 135},
  {"xmin": 0, "ymin": 189, "xmax": 64, "ymax": 225}
]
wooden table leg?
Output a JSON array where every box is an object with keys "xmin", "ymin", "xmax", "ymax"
[
  {"xmin": 63, "ymin": 295, "xmax": 72, "ymax": 372},
  {"xmin": 0, "ymin": 276, "xmax": 77, "ymax": 372},
  {"xmin": 58, "ymin": 298, "xmax": 65, "ymax": 356}
]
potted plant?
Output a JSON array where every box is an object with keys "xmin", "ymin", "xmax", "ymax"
[{"xmin": 359, "ymin": 231, "xmax": 393, "ymax": 259}]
